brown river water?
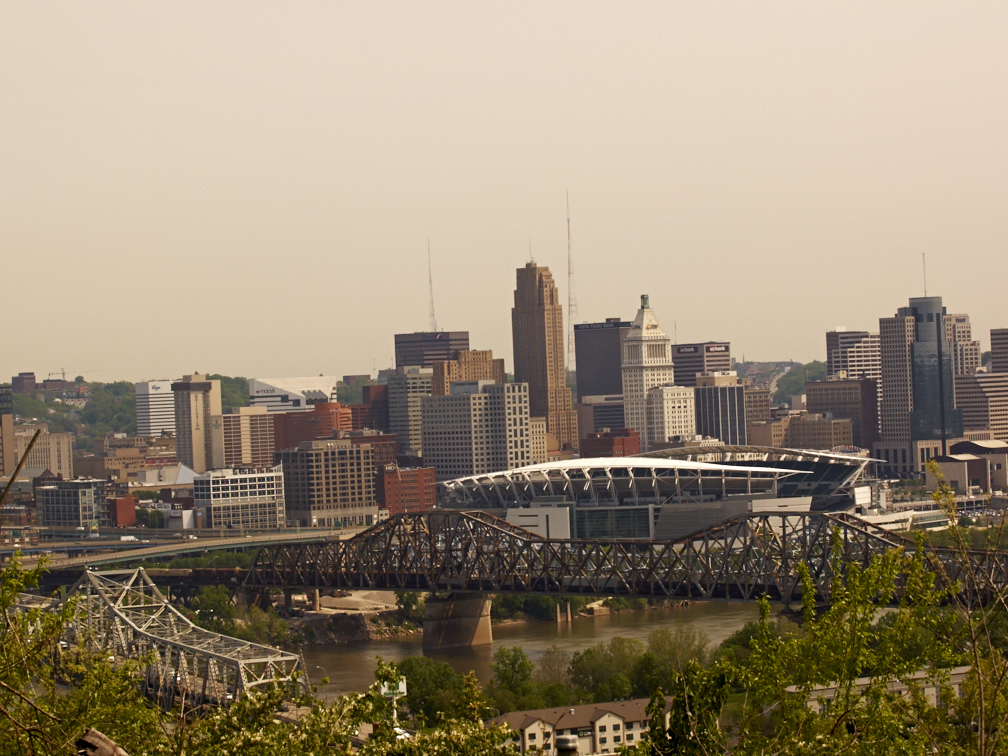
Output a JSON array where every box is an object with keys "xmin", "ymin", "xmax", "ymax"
[{"xmin": 299, "ymin": 601, "xmax": 761, "ymax": 698}]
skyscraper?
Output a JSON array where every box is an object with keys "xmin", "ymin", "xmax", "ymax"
[
  {"xmin": 511, "ymin": 263, "xmax": 578, "ymax": 449},
  {"xmin": 876, "ymin": 297, "xmax": 964, "ymax": 474},
  {"xmin": 993, "ymin": 329, "xmax": 1008, "ymax": 374},
  {"xmin": 573, "ymin": 318, "xmax": 631, "ymax": 400},
  {"xmin": 621, "ymin": 294, "xmax": 674, "ymax": 450},
  {"xmin": 945, "ymin": 314, "xmax": 981, "ymax": 378},
  {"xmin": 670, "ymin": 343, "xmax": 731, "ymax": 388},
  {"xmin": 387, "ymin": 366, "xmax": 433, "ymax": 456},
  {"xmin": 172, "ymin": 374, "xmax": 222, "ymax": 474},
  {"xmin": 394, "ymin": 331, "xmax": 470, "ymax": 369},
  {"xmin": 825, "ymin": 329, "xmax": 881, "ymax": 382}
]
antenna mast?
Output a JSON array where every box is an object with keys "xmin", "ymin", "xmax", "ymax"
[
  {"xmin": 427, "ymin": 239, "xmax": 438, "ymax": 332},
  {"xmin": 566, "ymin": 190, "xmax": 578, "ymax": 373},
  {"xmin": 922, "ymin": 253, "xmax": 927, "ymax": 297}
]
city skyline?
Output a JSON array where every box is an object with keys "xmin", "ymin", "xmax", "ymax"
[{"xmin": 3, "ymin": 3, "xmax": 1007, "ymax": 381}]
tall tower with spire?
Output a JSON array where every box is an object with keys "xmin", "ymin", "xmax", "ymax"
[
  {"xmin": 622, "ymin": 295, "xmax": 674, "ymax": 450},
  {"xmin": 512, "ymin": 262, "xmax": 579, "ymax": 450}
]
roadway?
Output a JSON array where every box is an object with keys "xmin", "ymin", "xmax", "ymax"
[{"xmin": 22, "ymin": 528, "xmax": 361, "ymax": 569}]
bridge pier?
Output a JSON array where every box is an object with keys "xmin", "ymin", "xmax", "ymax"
[{"xmin": 422, "ymin": 594, "xmax": 493, "ymax": 651}]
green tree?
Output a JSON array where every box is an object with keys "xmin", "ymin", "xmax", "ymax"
[
  {"xmin": 569, "ymin": 636, "xmax": 645, "ymax": 703},
  {"xmin": 487, "ymin": 646, "xmax": 541, "ymax": 713},
  {"xmin": 773, "ymin": 360, "xmax": 827, "ymax": 404},
  {"xmin": 396, "ymin": 655, "xmax": 466, "ymax": 726},
  {"xmin": 79, "ymin": 381, "xmax": 137, "ymax": 436}
]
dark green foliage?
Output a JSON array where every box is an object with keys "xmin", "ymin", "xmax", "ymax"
[
  {"xmin": 11, "ymin": 392, "xmax": 77, "ymax": 433},
  {"xmin": 773, "ymin": 359, "xmax": 827, "ymax": 404},
  {"xmin": 487, "ymin": 646, "xmax": 541, "ymax": 712},
  {"xmin": 396, "ymin": 656, "xmax": 468, "ymax": 725},
  {"xmin": 79, "ymin": 381, "xmax": 137, "ymax": 436},
  {"xmin": 394, "ymin": 591, "xmax": 426, "ymax": 621},
  {"xmin": 134, "ymin": 507, "xmax": 166, "ymax": 528},
  {"xmin": 490, "ymin": 593, "xmax": 590, "ymax": 621},
  {"xmin": 207, "ymin": 374, "xmax": 249, "ymax": 413}
]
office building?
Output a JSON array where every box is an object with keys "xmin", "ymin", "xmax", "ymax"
[
  {"xmin": 341, "ymin": 429, "xmax": 398, "ymax": 467},
  {"xmin": 387, "ymin": 366, "xmax": 433, "ymax": 456},
  {"xmin": 575, "ymin": 395, "xmax": 625, "ymax": 438},
  {"xmin": 348, "ymin": 385, "xmax": 390, "ymax": 432},
  {"xmin": 273, "ymin": 402, "xmax": 353, "ymax": 451},
  {"xmin": 0, "ymin": 384, "xmax": 11, "ymax": 416},
  {"xmin": 670, "ymin": 343, "xmax": 731, "ymax": 388},
  {"xmin": 35, "ymin": 478, "xmax": 110, "ymax": 528},
  {"xmin": 574, "ymin": 318, "xmax": 631, "ymax": 401},
  {"xmin": 748, "ymin": 414, "xmax": 853, "ymax": 451},
  {"xmin": 621, "ymin": 295, "xmax": 674, "ymax": 451},
  {"xmin": 694, "ymin": 372, "xmax": 748, "ymax": 445},
  {"xmin": 375, "ymin": 464, "xmax": 437, "ymax": 516},
  {"xmin": 0, "ymin": 414, "xmax": 12, "ymax": 477},
  {"xmin": 193, "ymin": 465, "xmax": 286, "ymax": 530},
  {"xmin": 645, "ymin": 385, "xmax": 696, "ymax": 448},
  {"xmin": 172, "ymin": 374, "xmax": 222, "ymax": 474},
  {"xmin": 992, "ymin": 329, "xmax": 1008, "ymax": 374},
  {"xmin": 826, "ymin": 330, "xmax": 881, "ymax": 381},
  {"xmin": 744, "ymin": 387, "xmax": 772, "ymax": 426},
  {"xmin": 135, "ymin": 381, "xmax": 176, "ymax": 437},
  {"xmin": 512, "ymin": 263, "xmax": 579, "ymax": 449},
  {"xmin": 11, "ymin": 373, "xmax": 36, "ymax": 394},
  {"xmin": 394, "ymin": 331, "xmax": 470, "ymax": 369},
  {"xmin": 431, "ymin": 349, "xmax": 506, "ymax": 395},
  {"xmin": 277, "ymin": 439, "xmax": 377, "ymax": 528},
  {"xmin": 580, "ymin": 428, "xmax": 641, "ymax": 458},
  {"xmin": 421, "ymin": 381, "xmax": 534, "ymax": 480},
  {"xmin": 945, "ymin": 313, "xmax": 981, "ymax": 377},
  {"xmin": 955, "ymin": 373, "xmax": 1008, "ymax": 442},
  {"xmin": 248, "ymin": 376, "xmax": 338, "ymax": 413},
  {"xmin": 529, "ymin": 416, "xmax": 547, "ymax": 465},
  {"xmin": 210, "ymin": 406, "xmax": 275, "ymax": 469},
  {"xmin": 14, "ymin": 427, "xmax": 74, "ymax": 479},
  {"xmin": 806, "ymin": 377, "xmax": 879, "ymax": 449},
  {"xmin": 877, "ymin": 296, "xmax": 963, "ymax": 452}
]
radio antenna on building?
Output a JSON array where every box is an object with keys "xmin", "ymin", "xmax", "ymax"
[
  {"xmin": 922, "ymin": 253, "xmax": 927, "ymax": 296},
  {"xmin": 566, "ymin": 190, "xmax": 579, "ymax": 373},
  {"xmin": 427, "ymin": 239, "xmax": 438, "ymax": 333}
]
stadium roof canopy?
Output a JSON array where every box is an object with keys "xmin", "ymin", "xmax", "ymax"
[{"xmin": 439, "ymin": 447, "xmax": 869, "ymax": 510}]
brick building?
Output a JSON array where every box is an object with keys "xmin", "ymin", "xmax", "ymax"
[
  {"xmin": 579, "ymin": 429, "xmax": 641, "ymax": 458},
  {"xmin": 375, "ymin": 464, "xmax": 436, "ymax": 516},
  {"xmin": 273, "ymin": 402, "xmax": 353, "ymax": 451}
]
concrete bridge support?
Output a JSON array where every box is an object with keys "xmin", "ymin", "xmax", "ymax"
[{"xmin": 422, "ymin": 594, "xmax": 493, "ymax": 651}]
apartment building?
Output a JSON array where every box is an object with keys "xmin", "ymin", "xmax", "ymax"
[
  {"xmin": 420, "ymin": 381, "xmax": 535, "ymax": 480},
  {"xmin": 276, "ymin": 439, "xmax": 377, "ymax": 528},
  {"xmin": 193, "ymin": 465, "xmax": 285, "ymax": 530}
]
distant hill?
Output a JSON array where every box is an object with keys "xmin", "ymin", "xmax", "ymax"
[
  {"xmin": 773, "ymin": 361, "xmax": 827, "ymax": 404},
  {"xmin": 11, "ymin": 375, "xmax": 250, "ymax": 442}
]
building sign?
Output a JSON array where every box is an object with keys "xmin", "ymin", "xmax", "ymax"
[
  {"xmin": 676, "ymin": 346, "xmax": 699, "ymax": 354},
  {"xmin": 705, "ymin": 344, "xmax": 729, "ymax": 353},
  {"xmin": 575, "ymin": 322, "xmax": 631, "ymax": 331}
]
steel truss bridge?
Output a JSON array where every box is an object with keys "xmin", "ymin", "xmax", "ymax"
[
  {"xmin": 244, "ymin": 510, "xmax": 1008, "ymax": 605},
  {"xmin": 28, "ymin": 568, "xmax": 306, "ymax": 709}
]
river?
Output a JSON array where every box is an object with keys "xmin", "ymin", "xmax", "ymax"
[{"xmin": 300, "ymin": 600, "xmax": 761, "ymax": 699}]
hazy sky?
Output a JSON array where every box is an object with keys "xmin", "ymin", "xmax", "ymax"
[{"xmin": 3, "ymin": 3, "xmax": 1006, "ymax": 383}]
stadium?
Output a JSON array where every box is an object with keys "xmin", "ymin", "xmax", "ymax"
[{"xmin": 438, "ymin": 446, "xmax": 871, "ymax": 540}]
